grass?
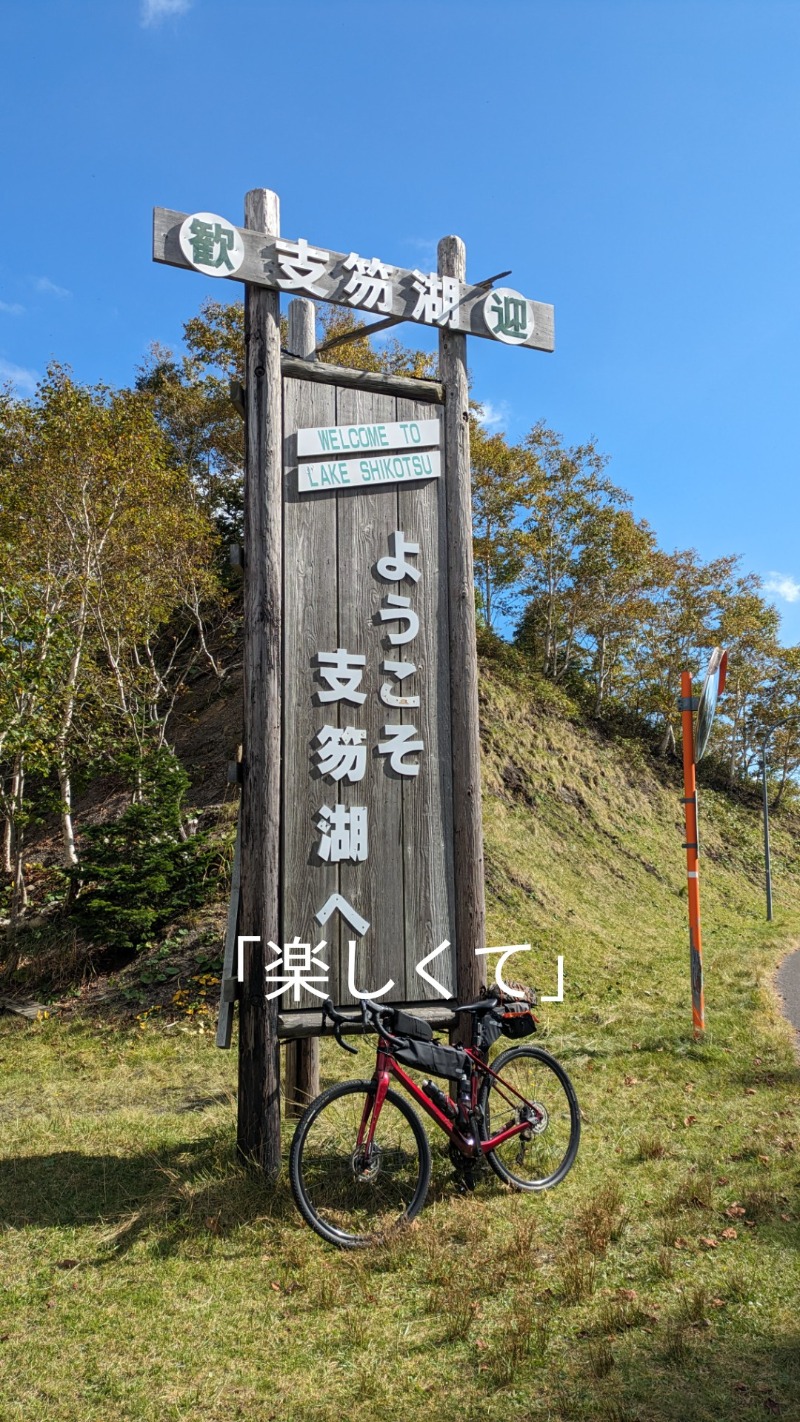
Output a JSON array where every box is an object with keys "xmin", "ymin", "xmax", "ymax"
[{"xmin": 1, "ymin": 666, "xmax": 799, "ymax": 1420}]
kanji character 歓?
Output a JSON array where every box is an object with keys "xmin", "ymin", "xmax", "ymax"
[{"xmin": 187, "ymin": 218, "xmax": 237, "ymax": 271}]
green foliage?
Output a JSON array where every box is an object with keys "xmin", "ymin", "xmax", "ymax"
[{"xmin": 70, "ymin": 748, "xmax": 218, "ymax": 953}]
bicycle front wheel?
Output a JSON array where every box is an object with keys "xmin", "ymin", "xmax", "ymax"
[
  {"xmin": 289, "ymin": 1079, "xmax": 432, "ymax": 1248},
  {"xmin": 479, "ymin": 1045, "xmax": 580, "ymax": 1191}
]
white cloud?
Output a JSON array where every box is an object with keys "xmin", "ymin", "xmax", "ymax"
[
  {"xmin": 403, "ymin": 237, "xmax": 438, "ymax": 268},
  {"xmin": 475, "ymin": 399, "xmax": 510, "ymax": 431},
  {"xmin": 764, "ymin": 573, "xmax": 800, "ymax": 604},
  {"xmin": 0, "ymin": 359, "xmax": 39, "ymax": 396},
  {"xmin": 35, "ymin": 276, "xmax": 71, "ymax": 298},
  {"xmin": 141, "ymin": 0, "xmax": 192, "ymax": 25},
  {"xmin": 0, "ymin": 300, "xmax": 24, "ymax": 315}
]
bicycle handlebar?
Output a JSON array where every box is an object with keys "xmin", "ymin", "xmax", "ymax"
[{"xmin": 321, "ymin": 997, "xmax": 404, "ymax": 1054}]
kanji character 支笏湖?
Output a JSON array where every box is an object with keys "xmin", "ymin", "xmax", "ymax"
[
  {"xmin": 274, "ymin": 237, "xmax": 329, "ymax": 296},
  {"xmin": 316, "ymin": 804, "xmax": 368, "ymax": 863},
  {"xmin": 313, "ymin": 725, "xmax": 367, "ymax": 783},
  {"xmin": 315, "ymin": 648, "xmax": 366, "ymax": 704},
  {"xmin": 342, "ymin": 253, "xmax": 395, "ymax": 313},
  {"xmin": 410, "ymin": 271, "xmax": 460, "ymax": 327}
]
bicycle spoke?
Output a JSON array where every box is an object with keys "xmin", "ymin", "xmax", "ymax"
[
  {"xmin": 291, "ymin": 1082, "xmax": 430, "ymax": 1245},
  {"xmin": 480, "ymin": 1047, "xmax": 579, "ymax": 1190}
]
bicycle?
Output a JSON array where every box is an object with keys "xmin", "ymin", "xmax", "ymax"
[{"xmin": 289, "ymin": 991, "xmax": 580, "ymax": 1248}]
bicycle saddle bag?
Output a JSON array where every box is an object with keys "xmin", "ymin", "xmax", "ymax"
[
  {"xmin": 476, "ymin": 983, "xmax": 538, "ymax": 1048},
  {"xmin": 388, "ymin": 1008, "xmax": 433, "ymax": 1043},
  {"xmin": 393, "ymin": 1037, "xmax": 468, "ymax": 1079},
  {"xmin": 495, "ymin": 1001, "xmax": 537, "ymax": 1038}
]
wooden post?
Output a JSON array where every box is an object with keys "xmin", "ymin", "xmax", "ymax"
[
  {"xmin": 680, "ymin": 670, "xmax": 705, "ymax": 1036},
  {"xmin": 238, "ymin": 188, "xmax": 283, "ymax": 1172},
  {"xmin": 438, "ymin": 236, "xmax": 486, "ymax": 1039},
  {"xmin": 284, "ymin": 297, "xmax": 321, "ymax": 1118}
]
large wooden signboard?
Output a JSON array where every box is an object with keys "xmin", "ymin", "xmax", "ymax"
[
  {"xmin": 282, "ymin": 377, "xmax": 456, "ymax": 1013},
  {"xmin": 152, "ymin": 189, "xmax": 554, "ymax": 1171}
]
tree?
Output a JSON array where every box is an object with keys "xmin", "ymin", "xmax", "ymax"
[
  {"xmin": 515, "ymin": 423, "xmax": 630, "ymax": 685},
  {"xmin": 470, "ymin": 418, "xmax": 537, "ymax": 630},
  {"xmin": 0, "ymin": 368, "xmax": 223, "ymax": 884}
]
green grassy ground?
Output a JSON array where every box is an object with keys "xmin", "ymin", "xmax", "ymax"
[{"xmin": 1, "ymin": 667, "xmax": 799, "ymax": 1422}]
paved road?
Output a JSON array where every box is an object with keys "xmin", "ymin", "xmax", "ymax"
[{"xmin": 776, "ymin": 947, "xmax": 800, "ymax": 1042}]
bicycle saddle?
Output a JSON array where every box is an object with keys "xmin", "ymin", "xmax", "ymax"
[{"xmin": 455, "ymin": 996, "xmax": 499, "ymax": 1015}]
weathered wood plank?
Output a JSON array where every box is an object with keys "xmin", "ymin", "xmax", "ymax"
[
  {"xmin": 438, "ymin": 235, "xmax": 486, "ymax": 1036},
  {"xmin": 281, "ymin": 373, "xmax": 338, "ymax": 1011},
  {"xmin": 238, "ymin": 188, "xmax": 283, "ymax": 1174},
  {"xmin": 278, "ymin": 1004, "xmax": 457, "ymax": 1038},
  {"xmin": 281, "ymin": 355, "xmax": 444, "ymax": 404},
  {"xmin": 335, "ymin": 386, "xmax": 405, "ymax": 1006},
  {"xmin": 153, "ymin": 207, "xmax": 555, "ymax": 352},
  {"xmin": 283, "ymin": 298, "xmax": 322, "ymax": 1111},
  {"xmin": 397, "ymin": 396, "xmax": 456, "ymax": 1001}
]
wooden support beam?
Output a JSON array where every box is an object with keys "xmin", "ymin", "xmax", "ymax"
[
  {"xmin": 283, "ymin": 297, "xmax": 321, "ymax": 1119},
  {"xmin": 281, "ymin": 354, "xmax": 444, "ymax": 404},
  {"xmin": 439, "ymin": 234, "xmax": 486, "ymax": 1042},
  {"xmin": 237, "ymin": 187, "xmax": 283, "ymax": 1174}
]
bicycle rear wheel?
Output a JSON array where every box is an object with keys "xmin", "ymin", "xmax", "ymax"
[
  {"xmin": 479, "ymin": 1045, "xmax": 580, "ymax": 1191},
  {"xmin": 289, "ymin": 1079, "xmax": 432, "ymax": 1248}
]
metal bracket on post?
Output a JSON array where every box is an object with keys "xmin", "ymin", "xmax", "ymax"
[
  {"xmin": 229, "ymin": 379, "xmax": 246, "ymax": 420},
  {"xmin": 216, "ymin": 808, "xmax": 242, "ymax": 1049},
  {"xmin": 677, "ymin": 696, "xmax": 699, "ymax": 711}
]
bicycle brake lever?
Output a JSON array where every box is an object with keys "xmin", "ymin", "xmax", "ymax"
[{"xmin": 334, "ymin": 1021, "xmax": 358, "ymax": 1055}]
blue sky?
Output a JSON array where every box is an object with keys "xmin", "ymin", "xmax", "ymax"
[{"xmin": 3, "ymin": 0, "xmax": 800, "ymax": 640}]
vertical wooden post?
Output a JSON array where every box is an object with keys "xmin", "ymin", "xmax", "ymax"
[
  {"xmin": 680, "ymin": 670, "xmax": 705, "ymax": 1036},
  {"xmin": 238, "ymin": 188, "xmax": 283, "ymax": 1172},
  {"xmin": 438, "ymin": 236, "xmax": 486, "ymax": 1039},
  {"xmin": 284, "ymin": 297, "xmax": 321, "ymax": 1118}
]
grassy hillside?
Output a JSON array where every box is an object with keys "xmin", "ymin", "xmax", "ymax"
[{"xmin": 1, "ymin": 660, "xmax": 799, "ymax": 1422}]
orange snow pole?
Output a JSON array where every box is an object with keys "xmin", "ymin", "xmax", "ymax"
[{"xmin": 680, "ymin": 670, "xmax": 704, "ymax": 1036}]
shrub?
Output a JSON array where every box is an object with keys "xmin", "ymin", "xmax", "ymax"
[{"xmin": 70, "ymin": 747, "xmax": 218, "ymax": 952}]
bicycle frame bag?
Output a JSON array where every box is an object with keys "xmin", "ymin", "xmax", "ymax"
[
  {"xmin": 393, "ymin": 1037, "xmax": 468, "ymax": 1079},
  {"xmin": 388, "ymin": 1008, "xmax": 433, "ymax": 1043}
]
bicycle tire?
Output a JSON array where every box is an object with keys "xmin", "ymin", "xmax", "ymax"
[
  {"xmin": 289, "ymin": 1078, "xmax": 432, "ymax": 1248},
  {"xmin": 479, "ymin": 1044, "xmax": 580, "ymax": 1191}
]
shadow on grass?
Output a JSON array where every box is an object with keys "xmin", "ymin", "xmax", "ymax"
[
  {"xmin": 0, "ymin": 1129, "xmax": 299, "ymax": 1257},
  {"xmin": 565, "ymin": 1334, "xmax": 800, "ymax": 1422}
]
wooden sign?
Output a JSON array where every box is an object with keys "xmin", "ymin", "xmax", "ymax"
[
  {"xmin": 153, "ymin": 207, "xmax": 555, "ymax": 352},
  {"xmin": 282, "ymin": 374, "xmax": 456, "ymax": 1013},
  {"xmin": 153, "ymin": 185, "xmax": 555, "ymax": 1170}
]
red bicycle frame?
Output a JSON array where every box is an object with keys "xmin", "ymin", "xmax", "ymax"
[{"xmin": 355, "ymin": 1040, "xmax": 543, "ymax": 1159}]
